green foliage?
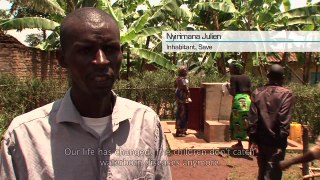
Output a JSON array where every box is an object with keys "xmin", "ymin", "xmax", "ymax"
[
  {"xmin": 114, "ymin": 70, "xmax": 177, "ymax": 118},
  {"xmin": 188, "ymin": 73, "xmax": 226, "ymax": 88},
  {"xmin": 130, "ymin": 48, "xmax": 177, "ymax": 71},
  {"xmin": 0, "ymin": 10, "xmax": 9, "ymax": 20},
  {"xmin": 0, "ymin": 74, "xmax": 68, "ymax": 136},
  {"xmin": 0, "ymin": 17, "xmax": 59, "ymax": 30},
  {"xmin": 273, "ymin": 5, "xmax": 320, "ymax": 30},
  {"xmin": 282, "ymin": 0, "xmax": 291, "ymax": 12},
  {"xmin": 113, "ymin": 70, "xmax": 226, "ymax": 119},
  {"xmin": 287, "ymin": 83, "xmax": 320, "ymax": 138},
  {"xmin": 97, "ymin": 0, "xmax": 125, "ymax": 30},
  {"xmin": 9, "ymin": 0, "xmax": 66, "ymax": 16},
  {"xmin": 1, "ymin": 72, "xmax": 320, "ymax": 140},
  {"xmin": 249, "ymin": 74, "xmax": 267, "ymax": 89},
  {"xmin": 247, "ymin": 79, "xmax": 320, "ymax": 138},
  {"xmin": 1, "ymin": 0, "xmax": 181, "ymax": 71},
  {"xmin": 25, "ymin": 33, "xmax": 43, "ymax": 47},
  {"xmin": 194, "ymin": 2, "xmax": 237, "ymax": 14}
]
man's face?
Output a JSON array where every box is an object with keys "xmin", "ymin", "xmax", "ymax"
[{"xmin": 61, "ymin": 18, "xmax": 122, "ymax": 98}]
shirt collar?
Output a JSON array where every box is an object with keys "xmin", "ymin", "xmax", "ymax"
[{"xmin": 56, "ymin": 89, "xmax": 132, "ymax": 124}]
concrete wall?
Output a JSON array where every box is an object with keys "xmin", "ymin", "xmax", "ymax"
[
  {"xmin": 202, "ymin": 83, "xmax": 233, "ymax": 121},
  {"xmin": 202, "ymin": 83, "xmax": 233, "ymax": 142},
  {"xmin": 0, "ymin": 32, "xmax": 68, "ymax": 80}
]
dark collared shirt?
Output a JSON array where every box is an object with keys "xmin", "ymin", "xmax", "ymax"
[
  {"xmin": 311, "ymin": 136, "xmax": 320, "ymax": 159},
  {"xmin": 248, "ymin": 84, "xmax": 295, "ymax": 149},
  {"xmin": 0, "ymin": 89, "xmax": 172, "ymax": 180}
]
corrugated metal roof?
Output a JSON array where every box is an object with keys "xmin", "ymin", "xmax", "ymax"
[{"xmin": 266, "ymin": 52, "xmax": 298, "ymax": 63}]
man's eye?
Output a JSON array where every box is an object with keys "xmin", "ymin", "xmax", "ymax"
[
  {"xmin": 103, "ymin": 46, "xmax": 119, "ymax": 53},
  {"xmin": 103, "ymin": 46, "xmax": 111, "ymax": 53},
  {"xmin": 81, "ymin": 47, "xmax": 93, "ymax": 54}
]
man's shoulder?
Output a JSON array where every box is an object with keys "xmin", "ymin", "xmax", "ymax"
[
  {"xmin": 254, "ymin": 85, "xmax": 292, "ymax": 94},
  {"xmin": 252, "ymin": 86, "xmax": 264, "ymax": 94},
  {"xmin": 5, "ymin": 100, "xmax": 61, "ymax": 134},
  {"xmin": 116, "ymin": 97, "xmax": 159, "ymax": 128},
  {"xmin": 272, "ymin": 86, "xmax": 294, "ymax": 98}
]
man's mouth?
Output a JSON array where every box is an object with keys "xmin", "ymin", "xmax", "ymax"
[{"xmin": 94, "ymin": 76, "xmax": 107, "ymax": 82}]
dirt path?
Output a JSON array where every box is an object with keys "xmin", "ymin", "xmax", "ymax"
[
  {"xmin": 169, "ymin": 153, "xmax": 305, "ymax": 180},
  {"xmin": 169, "ymin": 154, "xmax": 257, "ymax": 180}
]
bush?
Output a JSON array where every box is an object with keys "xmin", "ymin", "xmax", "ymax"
[
  {"xmin": 287, "ymin": 83, "xmax": 320, "ymax": 139},
  {"xmin": 114, "ymin": 70, "xmax": 227, "ymax": 118},
  {"xmin": 1, "ymin": 71, "xmax": 320, "ymax": 139},
  {"xmin": 114, "ymin": 70, "xmax": 176, "ymax": 118},
  {"xmin": 0, "ymin": 74, "xmax": 68, "ymax": 136}
]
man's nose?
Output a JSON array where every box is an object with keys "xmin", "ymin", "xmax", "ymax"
[{"xmin": 91, "ymin": 49, "xmax": 110, "ymax": 66}]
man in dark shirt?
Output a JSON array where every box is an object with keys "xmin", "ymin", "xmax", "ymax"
[{"xmin": 248, "ymin": 64, "xmax": 295, "ymax": 180}]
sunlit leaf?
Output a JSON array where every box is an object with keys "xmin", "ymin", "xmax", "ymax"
[
  {"xmin": 0, "ymin": 17, "xmax": 59, "ymax": 30},
  {"xmin": 194, "ymin": 2, "xmax": 237, "ymax": 13},
  {"xmin": 8, "ymin": 0, "xmax": 65, "ymax": 16},
  {"xmin": 130, "ymin": 48, "xmax": 177, "ymax": 71}
]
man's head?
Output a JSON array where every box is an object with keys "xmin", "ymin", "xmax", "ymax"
[
  {"xmin": 267, "ymin": 64, "xmax": 285, "ymax": 85},
  {"xmin": 58, "ymin": 7, "xmax": 122, "ymax": 98},
  {"xmin": 178, "ymin": 66, "xmax": 188, "ymax": 77}
]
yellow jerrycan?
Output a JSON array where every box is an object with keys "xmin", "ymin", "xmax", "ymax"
[{"xmin": 289, "ymin": 122, "xmax": 302, "ymax": 143}]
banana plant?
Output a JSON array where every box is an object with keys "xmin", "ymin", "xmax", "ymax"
[
  {"xmin": 273, "ymin": 5, "xmax": 320, "ymax": 30},
  {"xmin": 98, "ymin": 0, "xmax": 180, "ymax": 72},
  {"xmin": 220, "ymin": 0, "xmax": 306, "ymax": 74},
  {"xmin": 0, "ymin": 0, "xmax": 181, "ymax": 72},
  {"xmin": 186, "ymin": 0, "xmax": 238, "ymax": 75}
]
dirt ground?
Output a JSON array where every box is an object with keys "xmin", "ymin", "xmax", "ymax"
[
  {"xmin": 168, "ymin": 152, "xmax": 307, "ymax": 180},
  {"xmin": 168, "ymin": 153, "xmax": 257, "ymax": 180},
  {"xmin": 163, "ymin": 121, "xmax": 308, "ymax": 179}
]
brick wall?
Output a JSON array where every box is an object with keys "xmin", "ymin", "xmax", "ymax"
[{"xmin": 0, "ymin": 31, "xmax": 68, "ymax": 80}]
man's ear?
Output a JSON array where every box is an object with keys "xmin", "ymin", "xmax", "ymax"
[{"xmin": 56, "ymin": 49, "xmax": 68, "ymax": 68}]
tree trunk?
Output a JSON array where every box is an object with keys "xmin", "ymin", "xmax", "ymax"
[
  {"xmin": 66, "ymin": 0, "xmax": 77, "ymax": 12},
  {"xmin": 282, "ymin": 52, "xmax": 288, "ymax": 66},
  {"xmin": 42, "ymin": 30, "xmax": 46, "ymax": 41},
  {"xmin": 242, "ymin": 0, "xmax": 253, "ymax": 74},
  {"xmin": 302, "ymin": 125, "xmax": 309, "ymax": 176},
  {"xmin": 212, "ymin": 11, "xmax": 226, "ymax": 75},
  {"xmin": 126, "ymin": 48, "xmax": 130, "ymax": 80},
  {"xmin": 172, "ymin": 52, "xmax": 177, "ymax": 65},
  {"xmin": 9, "ymin": 2, "xmax": 18, "ymax": 16},
  {"xmin": 242, "ymin": 52, "xmax": 252, "ymax": 74},
  {"xmin": 285, "ymin": 64, "xmax": 305, "ymax": 84},
  {"xmin": 213, "ymin": 12, "xmax": 219, "ymax": 31},
  {"xmin": 307, "ymin": 53, "xmax": 312, "ymax": 83},
  {"xmin": 315, "ymin": 57, "xmax": 319, "ymax": 83},
  {"xmin": 217, "ymin": 53, "xmax": 226, "ymax": 75},
  {"xmin": 303, "ymin": 52, "xmax": 312, "ymax": 84},
  {"xmin": 282, "ymin": 52, "xmax": 290, "ymax": 80},
  {"xmin": 258, "ymin": 56, "xmax": 264, "ymax": 77},
  {"xmin": 140, "ymin": 36, "xmax": 150, "ymax": 73}
]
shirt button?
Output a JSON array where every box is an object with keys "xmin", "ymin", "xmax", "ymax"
[{"xmin": 102, "ymin": 172, "xmax": 107, "ymax": 178}]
